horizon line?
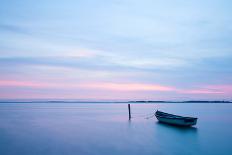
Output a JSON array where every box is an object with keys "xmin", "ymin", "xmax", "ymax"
[{"xmin": 0, "ymin": 99, "xmax": 231, "ymax": 103}]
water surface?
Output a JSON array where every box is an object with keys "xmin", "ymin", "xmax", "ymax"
[{"xmin": 0, "ymin": 103, "xmax": 232, "ymax": 155}]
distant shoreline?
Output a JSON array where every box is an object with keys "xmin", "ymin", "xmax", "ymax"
[
  {"xmin": 0, "ymin": 100, "xmax": 231, "ymax": 103},
  {"xmin": 129, "ymin": 100, "xmax": 232, "ymax": 103}
]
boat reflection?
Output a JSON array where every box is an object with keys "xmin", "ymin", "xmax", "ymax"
[{"xmin": 156, "ymin": 121, "xmax": 198, "ymax": 134}]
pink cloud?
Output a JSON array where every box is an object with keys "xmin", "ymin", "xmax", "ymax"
[
  {"xmin": 86, "ymin": 83, "xmax": 175, "ymax": 91},
  {"xmin": 0, "ymin": 80, "xmax": 176, "ymax": 99},
  {"xmin": 1, "ymin": 80, "xmax": 231, "ymax": 99},
  {"xmin": 0, "ymin": 80, "xmax": 46, "ymax": 88},
  {"xmin": 0, "ymin": 80, "xmax": 175, "ymax": 92},
  {"xmin": 178, "ymin": 89, "xmax": 224, "ymax": 94},
  {"xmin": 2, "ymin": 80, "xmax": 231, "ymax": 94}
]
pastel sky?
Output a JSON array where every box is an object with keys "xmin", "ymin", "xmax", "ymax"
[{"xmin": 0, "ymin": 0, "xmax": 232, "ymax": 100}]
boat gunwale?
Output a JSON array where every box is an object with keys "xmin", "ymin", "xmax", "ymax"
[{"xmin": 155, "ymin": 111, "xmax": 198, "ymax": 120}]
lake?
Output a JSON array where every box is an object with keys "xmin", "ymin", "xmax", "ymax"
[{"xmin": 0, "ymin": 102, "xmax": 232, "ymax": 155}]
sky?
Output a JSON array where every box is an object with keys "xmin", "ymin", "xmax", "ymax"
[{"xmin": 0, "ymin": 0, "xmax": 232, "ymax": 101}]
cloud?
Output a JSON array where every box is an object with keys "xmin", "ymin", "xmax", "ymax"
[
  {"xmin": 1, "ymin": 79, "xmax": 231, "ymax": 95},
  {"xmin": 85, "ymin": 83, "xmax": 175, "ymax": 92},
  {"xmin": 0, "ymin": 79, "xmax": 174, "ymax": 91},
  {"xmin": 1, "ymin": 79, "xmax": 231, "ymax": 100},
  {"xmin": 0, "ymin": 24, "xmax": 29, "ymax": 34},
  {"xmin": 178, "ymin": 89, "xmax": 224, "ymax": 95},
  {"xmin": 0, "ymin": 55, "xmax": 188, "ymax": 73},
  {"xmin": 0, "ymin": 80, "xmax": 45, "ymax": 88},
  {"xmin": 109, "ymin": 57, "xmax": 188, "ymax": 69},
  {"xmin": 177, "ymin": 84, "xmax": 232, "ymax": 95}
]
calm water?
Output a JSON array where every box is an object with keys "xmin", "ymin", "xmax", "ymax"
[{"xmin": 0, "ymin": 103, "xmax": 232, "ymax": 155}]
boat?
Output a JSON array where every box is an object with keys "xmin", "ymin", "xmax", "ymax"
[{"xmin": 155, "ymin": 110, "xmax": 198, "ymax": 126}]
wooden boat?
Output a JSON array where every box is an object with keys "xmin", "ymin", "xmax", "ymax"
[{"xmin": 155, "ymin": 110, "xmax": 197, "ymax": 126}]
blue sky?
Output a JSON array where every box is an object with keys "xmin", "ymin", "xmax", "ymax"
[{"xmin": 0, "ymin": 0, "xmax": 232, "ymax": 100}]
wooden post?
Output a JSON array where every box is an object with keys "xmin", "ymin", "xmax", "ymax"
[{"xmin": 128, "ymin": 104, "xmax": 131, "ymax": 120}]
